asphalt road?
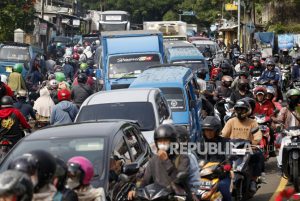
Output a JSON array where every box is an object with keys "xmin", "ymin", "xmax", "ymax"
[{"xmin": 249, "ymin": 157, "xmax": 283, "ymax": 201}]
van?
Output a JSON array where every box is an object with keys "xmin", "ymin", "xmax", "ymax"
[{"xmin": 130, "ymin": 65, "xmax": 202, "ymax": 141}]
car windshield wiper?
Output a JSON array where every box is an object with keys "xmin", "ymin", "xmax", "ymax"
[{"xmin": 115, "ymin": 72, "xmax": 135, "ymax": 81}]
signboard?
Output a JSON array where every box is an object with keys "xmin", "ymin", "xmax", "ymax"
[
  {"xmin": 225, "ymin": 3, "xmax": 238, "ymax": 11},
  {"xmin": 105, "ymin": 15, "xmax": 122, "ymax": 21},
  {"xmin": 39, "ymin": 23, "xmax": 47, "ymax": 35},
  {"xmin": 278, "ymin": 34, "xmax": 294, "ymax": 50},
  {"xmin": 182, "ymin": 11, "xmax": 195, "ymax": 16},
  {"xmin": 72, "ymin": 19, "xmax": 80, "ymax": 26}
]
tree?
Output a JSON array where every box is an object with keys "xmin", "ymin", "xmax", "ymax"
[{"xmin": 0, "ymin": 0, "xmax": 35, "ymax": 41}]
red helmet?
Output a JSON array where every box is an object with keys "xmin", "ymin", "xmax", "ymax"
[
  {"xmin": 73, "ymin": 53, "xmax": 80, "ymax": 61},
  {"xmin": 254, "ymin": 86, "xmax": 267, "ymax": 95},
  {"xmin": 57, "ymin": 89, "xmax": 71, "ymax": 102}
]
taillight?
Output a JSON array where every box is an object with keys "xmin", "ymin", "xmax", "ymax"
[{"xmin": 0, "ymin": 140, "xmax": 11, "ymax": 145}]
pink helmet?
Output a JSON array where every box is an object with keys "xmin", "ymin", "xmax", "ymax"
[{"xmin": 67, "ymin": 156, "xmax": 94, "ymax": 185}]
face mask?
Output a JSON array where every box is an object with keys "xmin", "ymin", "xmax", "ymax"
[
  {"xmin": 66, "ymin": 178, "xmax": 80, "ymax": 190},
  {"xmin": 157, "ymin": 143, "xmax": 170, "ymax": 151},
  {"xmin": 238, "ymin": 85, "xmax": 247, "ymax": 91}
]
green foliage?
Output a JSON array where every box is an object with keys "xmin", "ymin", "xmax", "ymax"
[
  {"xmin": 0, "ymin": 0, "xmax": 35, "ymax": 41},
  {"xmin": 268, "ymin": 23, "xmax": 300, "ymax": 34}
]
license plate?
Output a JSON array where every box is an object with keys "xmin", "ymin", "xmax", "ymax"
[
  {"xmin": 290, "ymin": 142, "xmax": 300, "ymax": 146},
  {"xmin": 5, "ymin": 66, "xmax": 12, "ymax": 73},
  {"xmin": 231, "ymin": 148, "xmax": 246, "ymax": 155}
]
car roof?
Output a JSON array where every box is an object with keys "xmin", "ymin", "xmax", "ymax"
[
  {"xmin": 83, "ymin": 88, "xmax": 159, "ymax": 105},
  {"xmin": 24, "ymin": 121, "xmax": 130, "ymax": 140},
  {"xmin": 164, "ymin": 41, "xmax": 194, "ymax": 48},
  {"xmin": 101, "ymin": 30, "xmax": 162, "ymax": 37},
  {"xmin": 167, "ymin": 46, "xmax": 204, "ymax": 61},
  {"xmin": 130, "ymin": 66, "xmax": 192, "ymax": 87},
  {"xmin": 192, "ymin": 40, "xmax": 216, "ymax": 45}
]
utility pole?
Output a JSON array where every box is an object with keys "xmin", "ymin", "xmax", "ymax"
[{"xmin": 238, "ymin": 0, "xmax": 241, "ymax": 48}]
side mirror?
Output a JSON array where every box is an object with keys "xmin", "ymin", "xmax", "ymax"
[
  {"xmin": 122, "ymin": 162, "xmax": 140, "ymax": 175},
  {"xmin": 162, "ymin": 119, "xmax": 173, "ymax": 125},
  {"xmin": 250, "ymin": 127, "xmax": 259, "ymax": 135}
]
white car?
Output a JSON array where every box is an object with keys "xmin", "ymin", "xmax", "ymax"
[{"xmin": 75, "ymin": 88, "xmax": 173, "ymax": 150}]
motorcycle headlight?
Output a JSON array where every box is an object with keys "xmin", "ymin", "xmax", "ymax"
[{"xmin": 200, "ymin": 168, "xmax": 213, "ymax": 177}]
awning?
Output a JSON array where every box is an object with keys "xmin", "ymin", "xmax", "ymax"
[{"xmin": 219, "ymin": 25, "xmax": 238, "ymax": 31}]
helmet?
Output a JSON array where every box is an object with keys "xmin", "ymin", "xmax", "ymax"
[
  {"xmin": 57, "ymin": 89, "xmax": 71, "ymax": 102},
  {"xmin": 286, "ymin": 89, "xmax": 300, "ymax": 99},
  {"xmin": 239, "ymin": 70, "xmax": 249, "ymax": 78},
  {"xmin": 294, "ymin": 43, "xmax": 299, "ymax": 49},
  {"xmin": 254, "ymin": 86, "xmax": 267, "ymax": 96},
  {"xmin": 238, "ymin": 78, "xmax": 249, "ymax": 91},
  {"xmin": 55, "ymin": 72, "xmax": 66, "ymax": 82},
  {"xmin": 266, "ymin": 86, "xmax": 276, "ymax": 96},
  {"xmin": 174, "ymin": 126, "xmax": 189, "ymax": 142},
  {"xmin": 48, "ymin": 73, "xmax": 55, "ymax": 80},
  {"xmin": 222, "ymin": 75, "xmax": 233, "ymax": 82},
  {"xmin": 234, "ymin": 99, "xmax": 251, "ymax": 120},
  {"xmin": 17, "ymin": 90, "xmax": 27, "ymax": 98},
  {"xmin": 95, "ymin": 40, "xmax": 100, "ymax": 46},
  {"xmin": 154, "ymin": 124, "xmax": 177, "ymax": 144},
  {"xmin": 67, "ymin": 156, "xmax": 94, "ymax": 186},
  {"xmin": 49, "ymin": 79, "xmax": 58, "ymax": 89},
  {"xmin": 286, "ymin": 89, "xmax": 300, "ymax": 109},
  {"xmin": 252, "ymin": 57, "xmax": 260, "ymax": 62},
  {"xmin": 238, "ymin": 54, "xmax": 246, "ymax": 60},
  {"xmin": 221, "ymin": 62, "xmax": 231, "ymax": 69},
  {"xmin": 73, "ymin": 46, "xmax": 78, "ymax": 53},
  {"xmin": 77, "ymin": 48, "xmax": 83, "ymax": 54},
  {"xmin": 13, "ymin": 63, "xmax": 23, "ymax": 73},
  {"xmin": 80, "ymin": 63, "xmax": 88, "ymax": 71},
  {"xmin": 296, "ymin": 56, "xmax": 300, "ymax": 63},
  {"xmin": 241, "ymin": 97, "xmax": 256, "ymax": 114},
  {"xmin": 73, "ymin": 53, "xmax": 80, "ymax": 60},
  {"xmin": 77, "ymin": 73, "xmax": 88, "ymax": 84},
  {"xmin": 0, "ymin": 170, "xmax": 33, "ymax": 201},
  {"xmin": 54, "ymin": 157, "xmax": 68, "ymax": 191},
  {"xmin": 201, "ymin": 116, "xmax": 222, "ymax": 133},
  {"xmin": 9, "ymin": 150, "xmax": 56, "ymax": 192},
  {"xmin": 1, "ymin": 96, "xmax": 13, "ymax": 108},
  {"xmin": 234, "ymin": 39, "xmax": 238, "ymax": 43},
  {"xmin": 266, "ymin": 59, "xmax": 275, "ymax": 66},
  {"xmin": 240, "ymin": 63, "xmax": 249, "ymax": 71},
  {"xmin": 282, "ymin": 48, "xmax": 289, "ymax": 52}
]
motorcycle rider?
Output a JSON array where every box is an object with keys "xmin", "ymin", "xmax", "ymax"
[
  {"xmin": 291, "ymin": 56, "xmax": 300, "ymax": 81},
  {"xmin": 234, "ymin": 54, "xmax": 247, "ymax": 73},
  {"xmin": 213, "ymin": 75, "xmax": 233, "ymax": 101},
  {"xmin": 249, "ymin": 57, "xmax": 265, "ymax": 78},
  {"xmin": 63, "ymin": 57, "xmax": 74, "ymax": 82},
  {"xmin": 13, "ymin": 90, "xmax": 36, "ymax": 121},
  {"xmin": 215, "ymin": 62, "xmax": 234, "ymax": 80},
  {"xmin": 221, "ymin": 100, "xmax": 263, "ymax": 192},
  {"xmin": 258, "ymin": 59, "xmax": 280, "ymax": 85},
  {"xmin": 230, "ymin": 39, "xmax": 241, "ymax": 60},
  {"xmin": 7, "ymin": 63, "xmax": 27, "ymax": 93},
  {"xmin": 279, "ymin": 48, "xmax": 293, "ymax": 65},
  {"xmin": 66, "ymin": 156, "xmax": 105, "ymax": 201},
  {"xmin": 230, "ymin": 78, "xmax": 254, "ymax": 104},
  {"xmin": 0, "ymin": 170, "xmax": 33, "ymax": 201},
  {"xmin": 8, "ymin": 150, "xmax": 58, "ymax": 201},
  {"xmin": 290, "ymin": 44, "xmax": 300, "ymax": 59},
  {"xmin": 231, "ymin": 70, "xmax": 250, "ymax": 90},
  {"xmin": 50, "ymin": 89, "xmax": 78, "ymax": 125},
  {"xmin": 253, "ymin": 86, "xmax": 274, "ymax": 117},
  {"xmin": 128, "ymin": 124, "xmax": 190, "ymax": 200},
  {"xmin": 71, "ymin": 73, "xmax": 93, "ymax": 108}
]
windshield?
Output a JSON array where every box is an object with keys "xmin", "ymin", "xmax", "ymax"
[
  {"xmin": 0, "ymin": 137, "xmax": 105, "ymax": 177},
  {"xmin": 100, "ymin": 23, "xmax": 127, "ymax": 31},
  {"xmin": 77, "ymin": 102, "xmax": 156, "ymax": 131},
  {"xmin": 108, "ymin": 54, "xmax": 161, "ymax": 79},
  {"xmin": 172, "ymin": 60, "xmax": 207, "ymax": 72},
  {"xmin": 160, "ymin": 87, "xmax": 186, "ymax": 112},
  {"xmin": 83, "ymin": 37, "xmax": 99, "ymax": 44},
  {"xmin": 0, "ymin": 45, "xmax": 30, "ymax": 61},
  {"xmin": 195, "ymin": 44, "xmax": 217, "ymax": 53}
]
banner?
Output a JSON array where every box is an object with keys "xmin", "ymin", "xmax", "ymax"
[{"xmin": 278, "ymin": 34, "xmax": 294, "ymax": 50}]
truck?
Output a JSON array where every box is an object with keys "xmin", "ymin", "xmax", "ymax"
[
  {"xmin": 143, "ymin": 21, "xmax": 187, "ymax": 41},
  {"xmin": 98, "ymin": 10, "xmax": 130, "ymax": 31},
  {"xmin": 98, "ymin": 30, "xmax": 164, "ymax": 90}
]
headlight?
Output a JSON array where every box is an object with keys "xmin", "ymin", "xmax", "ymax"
[
  {"xmin": 200, "ymin": 169, "xmax": 213, "ymax": 177},
  {"xmin": 199, "ymin": 180, "xmax": 213, "ymax": 190}
]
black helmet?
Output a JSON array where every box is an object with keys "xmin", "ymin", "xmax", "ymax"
[
  {"xmin": 9, "ymin": 150, "xmax": 56, "ymax": 192},
  {"xmin": 238, "ymin": 54, "xmax": 246, "ymax": 60},
  {"xmin": 174, "ymin": 126, "xmax": 189, "ymax": 142},
  {"xmin": 240, "ymin": 97, "xmax": 256, "ymax": 115},
  {"xmin": 238, "ymin": 70, "xmax": 249, "ymax": 78},
  {"xmin": 296, "ymin": 56, "xmax": 300, "ymax": 63},
  {"xmin": 266, "ymin": 59, "xmax": 275, "ymax": 66},
  {"xmin": 294, "ymin": 43, "xmax": 299, "ymax": 49},
  {"xmin": 0, "ymin": 170, "xmax": 33, "ymax": 201},
  {"xmin": 234, "ymin": 99, "xmax": 250, "ymax": 119},
  {"xmin": 154, "ymin": 124, "xmax": 177, "ymax": 143},
  {"xmin": 77, "ymin": 73, "xmax": 88, "ymax": 84},
  {"xmin": 201, "ymin": 116, "xmax": 222, "ymax": 133},
  {"xmin": 54, "ymin": 157, "xmax": 68, "ymax": 191},
  {"xmin": 1, "ymin": 96, "xmax": 13, "ymax": 108},
  {"xmin": 86, "ymin": 60, "xmax": 94, "ymax": 67},
  {"xmin": 221, "ymin": 62, "xmax": 231, "ymax": 69}
]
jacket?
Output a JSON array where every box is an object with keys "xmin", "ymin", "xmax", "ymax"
[
  {"xmin": 71, "ymin": 84, "xmax": 93, "ymax": 105},
  {"xmin": 50, "ymin": 101, "xmax": 78, "ymax": 125},
  {"xmin": 253, "ymin": 100, "xmax": 274, "ymax": 117},
  {"xmin": 259, "ymin": 69, "xmax": 280, "ymax": 83},
  {"xmin": 230, "ymin": 90, "xmax": 254, "ymax": 104},
  {"xmin": 0, "ymin": 107, "xmax": 31, "ymax": 130},
  {"xmin": 277, "ymin": 107, "xmax": 300, "ymax": 129},
  {"xmin": 63, "ymin": 64, "xmax": 75, "ymax": 80},
  {"xmin": 214, "ymin": 85, "xmax": 232, "ymax": 100},
  {"xmin": 7, "ymin": 72, "xmax": 27, "ymax": 91},
  {"xmin": 13, "ymin": 100, "xmax": 36, "ymax": 120},
  {"xmin": 291, "ymin": 64, "xmax": 300, "ymax": 81},
  {"xmin": 32, "ymin": 184, "xmax": 57, "ymax": 201},
  {"xmin": 75, "ymin": 185, "xmax": 105, "ymax": 201}
]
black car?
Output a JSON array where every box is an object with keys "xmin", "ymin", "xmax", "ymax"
[{"xmin": 0, "ymin": 120, "xmax": 152, "ymax": 201}]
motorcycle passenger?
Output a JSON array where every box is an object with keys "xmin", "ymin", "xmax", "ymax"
[
  {"xmin": 71, "ymin": 73, "xmax": 93, "ymax": 108},
  {"xmin": 253, "ymin": 86, "xmax": 274, "ymax": 117},
  {"xmin": 266, "ymin": 86, "xmax": 282, "ymax": 110},
  {"xmin": 231, "ymin": 70, "xmax": 250, "ymax": 90},
  {"xmin": 230, "ymin": 78, "xmax": 254, "ymax": 104},
  {"xmin": 8, "ymin": 150, "xmax": 58, "ymax": 201},
  {"xmin": 216, "ymin": 62, "xmax": 234, "ymax": 80},
  {"xmin": 290, "ymin": 43, "xmax": 300, "ymax": 59},
  {"xmin": 291, "ymin": 56, "xmax": 300, "ymax": 81},
  {"xmin": 66, "ymin": 156, "xmax": 105, "ymax": 201},
  {"xmin": 13, "ymin": 90, "xmax": 36, "ymax": 121},
  {"xmin": 234, "ymin": 54, "xmax": 247, "ymax": 73},
  {"xmin": 0, "ymin": 170, "xmax": 33, "ymax": 201},
  {"xmin": 201, "ymin": 116, "xmax": 232, "ymax": 201},
  {"xmin": 221, "ymin": 100, "xmax": 263, "ymax": 192},
  {"xmin": 53, "ymin": 157, "xmax": 78, "ymax": 201},
  {"xmin": 0, "ymin": 96, "xmax": 30, "ymax": 143},
  {"xmin": 127, "ymin": 124, "xmax": 190, "ymax": 200},
  {"xmin": 279, "ymin": 48, "xmax": 293, "ymax": 65},
  {"xmin": 258, "ymin": 59, "xmax": 280, "ymax": 85},
  {"xmin": 249, "ymin": 57, "xmax": 264, "ymax": 77},
  {"xmin": 50, "ymin": 89, "xmax": 78, "ymax": 125},
  {"xmin": 33, "ymin": 87, "xmax": 55, "ymax": 124},
  {"xmin": 7, "ymin": 63, "xmax": 27, "ymax": 93},
  {"xmin": 213, "ymin": 75, "xmax": 233, "ymax": 101}
]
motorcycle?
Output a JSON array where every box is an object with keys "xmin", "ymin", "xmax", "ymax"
[
  {"xmin": 280, "ymin": 65, "xmax": 291, "ymax": 92},
  {"xmin": 229, "ymin": 138, "xmax": 262, "ymax": 201},
  {"xmin": 281, "ymin": 127, "xmax": 300, "ymax": 192},
  {"xmin": 197, "ymin": 161, "xmax": 223, "ymax": 201},
  {"xmin": 214, "ymin": 98, "xmax": 233, "ymax": 126},
  {"xmin": 0, "ymin": 137, "xmax": 13, "ymax": 159},
  {"xmin": 134, "ymin": 183, "xmax": 186, "ymax": 201},
  {"xmin": 255, "ymin": 115, "xmax": 271, "ymax": 160}
]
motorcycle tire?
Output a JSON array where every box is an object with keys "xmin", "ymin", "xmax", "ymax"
[{"xmin": 292, "ymin": 157, "xmax": 299, "ymax": 192}]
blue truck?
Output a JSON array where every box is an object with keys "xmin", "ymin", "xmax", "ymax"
[{"xmin": 99, "ymin": 30, "xmax": 164, "ymax": 90}]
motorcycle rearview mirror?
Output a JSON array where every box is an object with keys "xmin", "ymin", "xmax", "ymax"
[
  {"xmin": 250, "ymin": 127, "xmax": 259, "ymax": 135},
  {"xmin": 119, "ymin": 174, "xmax": 130, "ymax": 183},
  {"xmin": 122, "ymin": 162, "xmax": 140, "ymax": 175}
]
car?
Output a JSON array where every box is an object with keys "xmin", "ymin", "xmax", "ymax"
[
  {"xmin": 0, "ymin": 121, "xmax": 152, "ymax": 201},
  {"xmin": 75, "ymin": 88, "xmax": 172, "ymax": 149},
  {"xmin": 130, "ymin": 65, "xmax": 202, "ymax": 142},
  {"xmin": 191, "ymin": 39, "xmax": 224, "ymax": 60}
]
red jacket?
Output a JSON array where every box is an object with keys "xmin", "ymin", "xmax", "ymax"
[
  {"xmin": 254, "ymin": 100, "xmax": 274, "ymax": 117},
  {"xmin": 0, "ymin": 108, "xmax": 31, "ymax": 129},
  {"xmin": 4, "ymin": 84, "xmax": 13, "ymax": 97}
]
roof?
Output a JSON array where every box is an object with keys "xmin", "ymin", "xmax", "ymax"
[
  {"xmin": 83, "ymin": 88, "xmax": 159, "ymax": 105},
  {"xmin": 99, "ymin": 10, "xmax": 129, "ymax": 15},
  {"xmin": 130, "ymin": 66, "xmax": 192, "ymax": 87},
  {"xmin": 24, "ymin": 121, "xmax": 129, "ymax": 140},
  {"xmin": 2, "ymin": 42, "xmax": 30, "ymax": 47},
  {"xmin": 101, "ymin": 30, "xmax": 162, "ymax": 37},
  {"xmin": 164, "ymin": 41, "xmax": 194, "ymax": 48}
]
